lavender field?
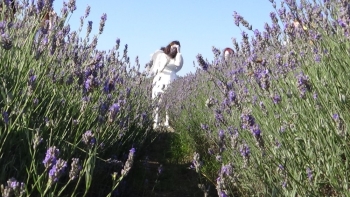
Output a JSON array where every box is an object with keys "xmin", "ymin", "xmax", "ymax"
[{"xmin": 1, "ymin": 0, "xmax": 350, "ymax": 196}]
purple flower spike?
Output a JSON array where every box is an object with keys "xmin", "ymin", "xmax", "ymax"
[
  {"xmin": 49, "ymin": 158, "xmax": 67, "ymax": 183},
  {"xmin": 67, "ymin": 0, "xmax": 77, "ymax": 13},
  {"xmin": 82, "ymin": 130, "xmax": 96, "ymax": 148},
  {"xmin": 43, "ymin": 146, "xmax": 60, "ymax": 168},
  {"xmin": 233, "ymin": 11, "xmax": 243, "ymax": 26},
  {"xmin": 272, "ymin": 94, "xmax": 281, "ymax": 104},
  {"xmin": 228, "ymin": 90, "xmax": 236, "ymax": 102},
  {"xmin": 218, "ymin": 129, "xmax": 225, "ymax": 140},
  {"xmin": 2, "ymin": 111, "xmax": 9, "ymax": 125},
  {"xmin": 240, "ymin": 143, "xmax": 250, "ymax": 158},
  {"xmin": 69, "ymin": 158, "xmax": 82, "ymax": 180},
  {"xmin": 2, "ymin": 178, "xmax": 25, "ymax": 197},
  {"xmin": 306, "ymin": 167, "xmax": 313, "ymax": 182},
  {"xmin": 196, "ymin": 54, "xmax": 209, "ymax": 71}
]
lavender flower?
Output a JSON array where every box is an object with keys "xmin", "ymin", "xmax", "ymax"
[
  {"xmin": 241, "ymin": 112, "xmax": 255, "ymax": 129},
  {"xmin": 228, "ymin": 90, "xmax": 236, "ymax": 103},
  {"xmin": 121, "ymin": 148, "xmax": 135, "ymax": 177},
  {"xmin": 270, "ymin": 12, "xmax": 279, "ymax": 24},
  {"xmin": 297, "ymin": 72, "xmax": 311, "ymax": 98},
  {"xmin": 272, "ymin": 94, "xmax": 281, "ymax": 104},
  {"xmin": 278, "ymin": 164, "xmax": 284, "ymax": 171},
  {"xmin": 32, "ymin": 130, "xmax": 43, "ymax": 150},
  {"xmin": 60, "ymin": 2, "xmax": 68, "ymax": 17},
  {"xmin": 229, "ymin": 128, "xmax": 239, "ymax": 149},
  {"xmin": 196, "ymin": 54, "xmax": 209, "ymax": 71},
  {"xmin": 84, "ymin": 77, "xmax": 92, "ymax": 92},
  {"xmin": 28, "ymin": 71, "xmax": 37, "ymax": 88},
  {"xmin": 314, "ymin": 54, "xmax": 321, "ymax": 62},
  {"xmin": 251, "ymin": 125, "xmax": 265, "ymax": 151},
  {"xmin": 233, "ymin": 11, "xmax": 243, "ymax": 26},
  {"xmin": 220, "ymin": 191, "xmax": 228, "ymax": 197},
  {"xmin": 332, "ymin": 113, "xmax": 345, "ymax": 135},
  {"xmin": 337, "ymin": 19, "xmax": 347, "ymax": 28},
  {"xmin": 36, "ymin": 0, "xmax": 44, "ymax": 13},
  {"xmin": 115, "ymin": 38, "xmax": 120, "ymax": 50},
  {"xmin": 49, "ymin": 158, "xmax": 67, "ymax": 183},
  {"xmin": 103, "ymin": 79, "xmax": 115, "ymax": 94},
  {"xmin": 67, "ymin": 0, "xmax": 76, "ymax": 13},
  {"xmin": 333, "ymin": 114, "xmax": 339, "ymax": 120},
  {"xmin": 87, "ymin": 21, "xmax": 93, "ymax": 35},
  {"xmin": 250, "ymin": 125, "xmax": 261, "ymax": 137},
  {"xmin": 216, "ymin": 155, "xmax": 222, "ymax": 162},
  {"xmin": 201, "ymin": 124, "xmax": 209, "ymax": 131},
  {"xmin": 157, "ymin": 164, "xmax": 163, "ymax": 175},
  {"xmin": 43, "ymin": 146, "xmax": 60, "ymax": 168},
  {"xmin": 108, "ymin": 103, "xmax": 120, "ymax": 122},
  {"xmin": 220, "ymin": 163, "xmax": 233, "ymax": 177},
  {"xmin": 282, "ymin": 180, "xmax": 287, "ymax": 188},
  {"xmin": 306, "ymin": 167, "xmax": 313, "ymax": 182},
  {"xmin": 216, "ymin": 163, "xmax": 235, "ymax": 197},
  {"xmin": 1, "ymin": 33, "xmax": 12, "ymax": 50},
  {"xmin": 257, "ymin": 69, "xmax": 270, "ymax": 91},
  {"xmin": 212, "ymin": 46, "xmax": 221, "ymax": 58},
  {"xmin": 240, "ymin": 142, "xmax": 250, "ymax": 167},
  {"xmin": 82, "ymin": 130, "xmax": 96, "ymax": 148},
  {"xmin": 217, "ymin": 130, "xmax": 226, "ymax": 152},
  {"xmin": 0, "ymin": 178, "xmax": 25, "ymax": 197},
  {"xmin": 240, "ymin": 143, "xmax": 250, "ymax": 158},
  {"xmin": 33, "ymin": 98, "xmax": 39, "ymax": 106},
  {"xmin": 218, "ymin": 129, "xmax": 225, "ymax": 140},
  {"xmin": 69, "ymin": 158, "xmax": 82, "ymax": 181},
  {"xmin": 215, "ymin": 109, "xmax": 224, "ymax": 123},
  {"xmin": 99, "ymin": 13, "xmax": 107, "ymax": 34},
  {"xmin": 259, "ymin": 101, "xmax": 268, "ymax": 115},
  {"xmin": 2, "ymin": 111, "xmax": 9, "ymax": 125},
  {"xmin": 190, "ymin": 152, "xmax": 202, "ymax": 173},
  {"xmin": 84, "ymin": 5, "xmax": 91, "ymax": 18}
]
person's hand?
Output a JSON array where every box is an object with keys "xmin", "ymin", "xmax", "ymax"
[{"xmin": 172, "ymin": 44, "xmax": 180, "ymax": 53}]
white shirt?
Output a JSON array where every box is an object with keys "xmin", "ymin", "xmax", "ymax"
[{"xmin": 152, "ymin": 52, "xmax": 183, "ymax": 98}]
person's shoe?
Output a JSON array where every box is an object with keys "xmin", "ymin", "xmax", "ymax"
[
  {"xmin": 164, "ymin": 121, "xmax": 169, "ymax": 127},
  {"xmin": 166, "ymin": 126, "xmax": 174, "ymax": 132},
  {"xmin": 163, "ymin": 123, "xmax": 174, "ymax": 132},
  {"xmin": 153, "ymin": 123, "xmax": 160, "ymax": 130}
]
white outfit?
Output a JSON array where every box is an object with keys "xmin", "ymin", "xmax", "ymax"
[{"xmin": 151, "ymin": 51, "xmax": 183, "ymax": 128}]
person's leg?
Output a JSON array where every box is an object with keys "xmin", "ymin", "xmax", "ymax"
[
  {"xmin": 153, "ymin": 108, "xmax": 159, "ymax": 129},
  {"xmin": 164, "ymin": 111, "xmax": 169, "ymax": 127},
  {"xmin": 152, "ymin": 88, "xmax": 162, "ymax": 129}
]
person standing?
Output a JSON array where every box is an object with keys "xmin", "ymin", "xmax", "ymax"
[{"xmin": 151, "ymin": 40, "xmax": 183, "ymax": 129}]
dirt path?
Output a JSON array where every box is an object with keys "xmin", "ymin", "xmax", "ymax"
[{"xmin": 122, "ymin": 128, "xmax": 218, "ymax": 197}]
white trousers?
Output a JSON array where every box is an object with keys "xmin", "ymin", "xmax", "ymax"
[{"xmin": 152, "ymin": 73, "xmax": 175, "ymax": 128}]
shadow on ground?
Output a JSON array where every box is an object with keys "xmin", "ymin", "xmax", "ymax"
[{"xmin": 118, "ymin": 128, "xmax": 218, "ymax": 197}]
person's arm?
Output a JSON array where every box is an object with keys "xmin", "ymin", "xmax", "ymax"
[
  {"xmin": 152, "ymin": 53, "xmax": 168, "ymax": 75},
  {"xmin": 171, "ymin": 52, "xmax": 183, "ymax": 72},
  {"xmin": 173, "ymin": 52, "xmax": 183, "ymax": 66}
]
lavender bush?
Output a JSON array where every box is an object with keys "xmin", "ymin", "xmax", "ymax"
[
  {"xmin": 0, "ymin": 1, "xmax": 154, "ymax": 196},
  {"xmin": 165, "ymin": 0, "xmax": 350, "ymax": 196}
]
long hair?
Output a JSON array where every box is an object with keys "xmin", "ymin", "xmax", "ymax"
[{"xmin": 161, "ymin": 40, "xmax": 181, "ymax": 59}]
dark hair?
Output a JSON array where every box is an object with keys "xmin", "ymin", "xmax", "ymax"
[
  {"xmin": 223, "ymin": 47, "xmax": 234, "ymax": 55},
  {"xmin": 161, "ymin": 40, "xmax": 181, "ymax": 59}
]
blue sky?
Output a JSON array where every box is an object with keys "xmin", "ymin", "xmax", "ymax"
[{"xmin": 53, "ymin": 0, "xmax": 279, "ymax": 76}]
